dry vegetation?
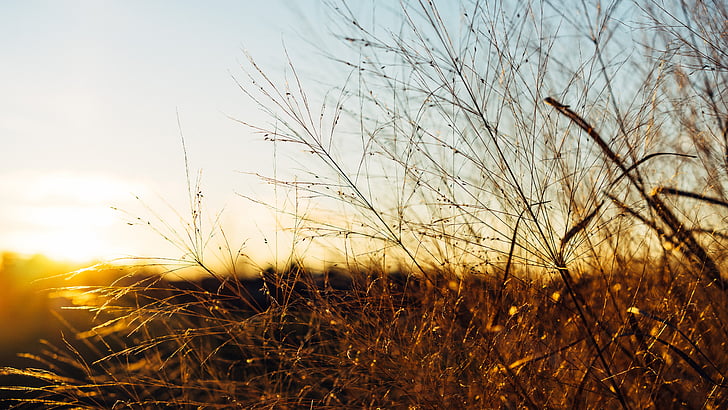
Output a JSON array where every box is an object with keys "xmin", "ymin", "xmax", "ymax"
[{"xmin": 3, "ymin": 0, "xmax": 728, "ymax": 408}]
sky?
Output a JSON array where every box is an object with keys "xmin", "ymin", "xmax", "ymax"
[
  {"xmin": 0, "ymin": 1, "xmax": 640, "ymax": 270},
  {"xmin": 0, "ymin": 1, "xmax": 331, "ymax": 264}
]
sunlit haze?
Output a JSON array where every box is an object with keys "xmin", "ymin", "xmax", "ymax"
[{"xmin": 1, "ymin": 2, "xmax": 327, "ymax": 265}]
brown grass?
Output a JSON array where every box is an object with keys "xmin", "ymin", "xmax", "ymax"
[{"xmin": 2, "ymin": 262, "xmax": 727, "ymax": 408}]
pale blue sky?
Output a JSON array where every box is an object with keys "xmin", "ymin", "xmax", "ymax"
[
  {"xmin": 0, "ymin": 1, "xmax": 639, "ymax": 266},
  {"xmin": 0, "ymin": 1, "xmax": 329, "ymax": 262}
]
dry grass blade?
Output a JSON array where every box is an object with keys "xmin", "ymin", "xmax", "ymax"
[
  {"xmin": 560, "ymin": 202, "xmax": 603, "ymax": 251},
  {"xmin": 657, "ymin": 187, "xmax": 728, "ymax": 209},
  {"xmin": 545, "ymin": 96, "xmax": 725, "ymax": 289}
]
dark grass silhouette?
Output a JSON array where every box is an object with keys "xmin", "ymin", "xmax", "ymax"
[{"xmin": 2, "ymin": 264, "xmax": 726, "ymax": 408}]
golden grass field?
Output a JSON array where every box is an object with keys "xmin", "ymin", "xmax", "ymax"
[
  {"xmin": 3, "ymin": 0, "xmax": 728, "ymax": 408},
  {"xmin": 1, "ymin": 256, "xmax": 727, "ymax": 408}
]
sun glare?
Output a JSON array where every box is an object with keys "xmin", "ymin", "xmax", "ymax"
[
  {"xmin": 0, "ymin": 172, "xmax": 147, "ymax": 263},
  {"xmin": 9, "ymin": 213, "xmax": 115, "ymax": 263}
]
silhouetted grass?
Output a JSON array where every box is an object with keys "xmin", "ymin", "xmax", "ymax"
[
  {"xmin": 3, "ymin": 0, "xmax": 728, "ymax": 408},
  {"xmin": 2, "ymin": 262, "xmax": 727, "ymax": 408}
]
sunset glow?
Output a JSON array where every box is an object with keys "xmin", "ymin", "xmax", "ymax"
[
  {"xmin": 0, "ymin": 1, "xmax": 310, "ymax": 267},
  {"xmin": 0, "ymin": 172, "xmax": 148, "ymax": 262}
]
